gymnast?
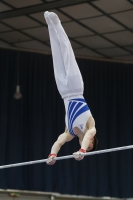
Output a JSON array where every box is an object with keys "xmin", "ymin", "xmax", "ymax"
[{"xmin": 44, "ymin": 11, "xmax": 98, "ymax": 165}]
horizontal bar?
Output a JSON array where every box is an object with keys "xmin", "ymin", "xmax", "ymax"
[{"xmin": 0, "ymin": 145, "xmax": 132, "ymax": 169}]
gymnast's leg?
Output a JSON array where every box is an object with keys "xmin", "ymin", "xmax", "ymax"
[
  {"xmin": 44, "ymin": 12, "xmax": 67, "ymax": 97},
  {"xmin": 44, "ymin": 11, "xmax": 84, "ymax": 99}
]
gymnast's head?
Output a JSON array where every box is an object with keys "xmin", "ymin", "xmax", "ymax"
[{"xmin": 86, "ymin": 135, "xmax": 98, "ymax": 152}]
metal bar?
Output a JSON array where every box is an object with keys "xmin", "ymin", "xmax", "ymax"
[
  {"xmin": 0, "ymin": 0, "xmax": 96, "ymax": 20},
  {"xmin": 0, "ymin": 145, "xmax": 132, "ymax": 169}
]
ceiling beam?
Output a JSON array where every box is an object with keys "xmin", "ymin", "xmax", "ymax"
[{"xmin": 0, "ymin": 0, "xmax": 96, "ymax": 20}]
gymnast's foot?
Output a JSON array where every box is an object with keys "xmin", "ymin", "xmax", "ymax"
[
  {"xmin": 48, "ymin": 12, "xmax": 60, "ymax": 24},
  {"xmin": 44, "ymin": 11, "xmax": 60, "ymax": 25},
  {"xmin": 44, "ymin": 11, "xmax": 51, "ymax": 25}
]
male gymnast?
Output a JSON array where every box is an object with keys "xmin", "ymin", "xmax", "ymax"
[{"xmin": 44, "ymin": 11, "xmax": 98, "ymax": 165}]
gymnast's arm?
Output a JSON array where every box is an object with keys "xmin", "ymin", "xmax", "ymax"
[
  {"xmin": 46, "ymin": 128, "xmax": 74, "ymax": 165},
  {"xmin": 73, "ymin": 116, "xmax": 96, "ymax": 161},
  {"xmin": 81, "ymin": 127, "xmax": 96, "ymax": 151},
  {"xmin": 82, "ymin": 115, "xmax": 96, "ymax": 150},
  {"xmin": 51, "ymin": 129, "xmax": 74, "ymax": 154}
]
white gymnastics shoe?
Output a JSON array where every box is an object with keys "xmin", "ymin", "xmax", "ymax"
[
  {"xmin": 44, "ymin": 11, "xmax": 51, "ymax": 25},
  {"xmin": 48, "ymin": 12, "xmax": 60, "ymax": 24},
  {"xmin": 44, "ymin": 11, "xmax": 49, "ymax": 18}
]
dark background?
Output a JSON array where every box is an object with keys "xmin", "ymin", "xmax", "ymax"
[{"xmin": 0, "ymin": 48, "xmax": 133, "ymax": 198}]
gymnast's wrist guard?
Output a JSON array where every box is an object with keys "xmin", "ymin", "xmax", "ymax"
[
  {"xmin": 48, "ymin": 153, "xmax": 57, "ymax": 157},
  {"xmin": 79, "ymin": 148, "xmax": 86, "ymax": 153}
]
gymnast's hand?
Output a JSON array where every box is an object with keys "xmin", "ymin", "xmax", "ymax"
[
  {"xmin": 73, "ymin": 149, "xmax": 86, "ymax": 161},
  {"xmin": 46, "ymin": 154, "xmax": 57, "ymax": 165}
]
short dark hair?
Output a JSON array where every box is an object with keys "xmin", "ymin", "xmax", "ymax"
[{"xmin": 87, "ymin": 135, "xmax": 98, "ymax": 152}]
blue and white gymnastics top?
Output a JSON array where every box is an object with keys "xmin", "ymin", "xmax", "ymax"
[{"xmin": 64, "ymin": 95, "xmax": 91, "ymax": 136}]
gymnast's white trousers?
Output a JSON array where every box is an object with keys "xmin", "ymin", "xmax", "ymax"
[{"xmin": 47, "ymin": 18, "xmax": 84, "ymax": 99}]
